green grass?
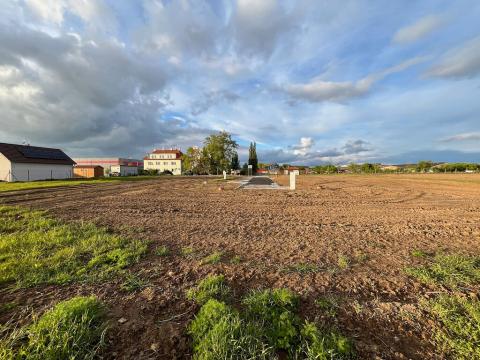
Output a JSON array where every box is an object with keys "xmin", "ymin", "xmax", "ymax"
[
  {"xmin": 406, "ymin": 254, "xmax": 480, "ymax": 288},
  {"xmin": 120, "ymin": 272, "xmax": 149, "ymax": 292},
  {"xmin": 0, "ymin": 296, "xmax": 107, "ymax": 359},
  {"xmin": 315, "ymin": 296, "xmax": 340, "ymax": 317},
  {"xmin": 181, "ymin": 246, "xmax": 196, "ymax": 257},
  {"xmin": 230, "ymin": 255, "xmax": 242, "ymax": 264},
  {"xmin": 283, "ymin": 263, "xmax": 320, "ymax": 274},
  {"xmin": 411, "ymin": 249, "xmax": 428, "ymax": 258},
  {"xmin": 155, "ymin": 245, "xmax": 170, "ymax": 257},
  {"xmin": 425, "ymin": 295, "xmax": 480, "ymax": 360},
  {"xmin": 187, "ymin": 277, "xmax": 355, "ymax": 359},
  {"xmin": 200, "ymin": 251, "xmax": 223, "ymax": 265},
  {"xmin": 187, "ymin": 274, "xmax": 231, "ymax": 305},
  {"xmin": 0, "ymin": 176, "xmax": 159, "ymax": 193},
  {"xmin": 337, "ymin": 255, "xmax": 350, "ymax": 270},
  {"xmin": 0, "ymin": 206, "xmax": 147, "ymax": 288}
]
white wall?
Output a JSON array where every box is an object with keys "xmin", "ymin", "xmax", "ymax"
[
  {"xmin": 144, "ymin": 159, "xmax": 182, "ymax": 175},
  {"xmin": 0, "ymin": 153, "xmax": 12, "ymax": 182},
  {"xmin": 10, "ymin": 163, "xmax": 73, "ymax": 182},
  {"xmin": 111, "ymin": 165, "xmax": 138, "ymax": 176}
]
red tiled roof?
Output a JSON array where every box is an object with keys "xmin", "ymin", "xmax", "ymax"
[
  {"xmin": 151, "ymin": 149, "xmax": 183, "ymax": 154},
  {"xmin": 0, "ymin": 143, "xmax": 75, "ymax": 165},
  {"xmin": 74, "ymin": 165, "xmax": 104, "ymax": 169}
]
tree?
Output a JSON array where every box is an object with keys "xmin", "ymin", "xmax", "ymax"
[
  {"xmin": 248, "ymin": 142, "xmax": 258, "ymax": 174},
  {"xmin": 182, "ymin": 146, "xmax": 208, "ymax": 174},
  {"xmin": 203, "ymin": 131, "xmax": 238, "ymax": 174},
  {"xmin": 416, "ymin": 160, "xmax": 433, "ymax": 173},
  {"xmin": 230, "ymin": 152, "xmax": 240, "ymax": 171}
]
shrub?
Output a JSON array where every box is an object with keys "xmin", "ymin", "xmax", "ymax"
[
  {"xmin": 187, "ymin": 275, "xmax": 230, "ymax": 305},
  {"xmin": 337, "ymin": 255, "xmax": 349, "ymax": 270},
  {"xmin": 0, "ymin": 296, "xmax": 106, "ymax": 359},
  {"xmin": 406, "ymin": 254, "xmax": 480, "ymax": 288},
  {"xmin": 426, "ymin": 295, "xmax": 480, "ymax": 359}
]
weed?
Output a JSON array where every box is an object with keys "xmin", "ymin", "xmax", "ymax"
[
  {"xmin": 243, "ymin": 288, "xmax": 299, "ymax": 349},
  {"xmin": 0, "ymin": 206, "xmax": 147, "ymax": 288},
  {"xmin": 411, "ymin": 249, "xmax": 427, "ymax": 258},
  {"xmin": 354, "ymin": 251, "xmax": 368, "ymax": 263},
  {"xmin": 188, "ymin": 299, "xmax": 274, "ymax": 360},
  {"xmin": 298, "ymin": 321, "xmax": 354, "ymax": 359},
  {"xmin": 425, "ymin": 295, "xmax": 480, "ymax": 359},
  {"xmin": 352, "ymin": 301, "xmax": 363, "ymax": 315},
  {"xmin": 337, "ymin": 255, "xmax": 350, "ymax": 270},
  {"xmin": 0, "ymin": 296, "xmax": 106, "ymax": 359},
  {"xmin": 230, "ymin": 255, "xmax": 242, "ymax": 264},
  {"xmin": 187, "ymin": 274, "xmax": 230, "ymax": 305},
  {"xmin": 406, "ymin": 254, "xmax": 480, "ymax": 288},
  {"xmin": 315, "ymin": 296, "xmax": 340, "ymax": 317},
  {"xmin": 284, "ymin": 263, "xmax": 320, "ymax": 274},
  {"xmin": 121, "ymin": 272, "xmax": 149, "ymax": 292},
  {"xmin": 0, "ymin": 302, "xmax": 17, "ymax": 314},
  {"xmin": 182, "ymin": 247, "xmax": 196, "ymax": 257},
  {"xmin": 155, "ymin": 245, "xmax": 170, "ymax": 257},
  {"xmin": 200, "ymin": 251, "xmax": 223, "ymax": 265}
]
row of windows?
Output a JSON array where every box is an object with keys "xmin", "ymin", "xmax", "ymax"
[
  {"xmin": 147, "ymin": 161, "xmax": 177, "ymax": 165},
  {"xmin": 149, "ymin": 154, "xmax": 177, "ymax": 159}
]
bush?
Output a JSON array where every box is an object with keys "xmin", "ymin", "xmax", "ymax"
[
  {"xmin": 187, "ymin": 275, "xmax": 230, "ymax": 305},
  {"xmin": 0, "ymin": 296, "xmax": 106, "ymax": 359},
  {"xmin": 200, "ymin": 252, "xmax": 223, "ymax": 265}
]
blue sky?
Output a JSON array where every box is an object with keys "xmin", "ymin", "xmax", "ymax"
[{"xmin": 0, "ymin": 0, "xmax": 479, "ymax": 164}]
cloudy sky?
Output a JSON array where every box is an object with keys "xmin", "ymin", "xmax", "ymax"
[{"xmin": 1, "ymin": 0, "xmax": 479, "ymax": 164}]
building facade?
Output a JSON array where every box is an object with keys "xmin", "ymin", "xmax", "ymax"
[
  {"xmin": 0, "ymin": 143, "xmax": 75, "ymax": 182},
  {"xmin": 73, "ymin": 158, "xmax": 143, "ymax": 176},
  {"xmin": 73, "ymin": 165, "xmax": 104, "ymax": 178},
  {"xmin": 144, "ymin": 149, "xmax": 183, "ymax": 175}
]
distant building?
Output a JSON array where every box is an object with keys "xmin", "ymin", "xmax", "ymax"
[
  {"xmin": 0, "ymin": 143, "xmax": 75, "ymax": 182},
  {"xmin": 110, "ymin": 164, "xmax": 138, "ymax": 177},
  {"xmin": 73, "ymin": 165, "xmax": 104, "ymax": 178},
  {"xmin": 73, "ymin": 158, "xmax": 143, "ymax": 176},
  {"xmin": 144, "ymin": 149, "xmax": 183, "ymax": 175}
]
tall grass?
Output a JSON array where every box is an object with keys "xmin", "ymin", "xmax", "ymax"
[{"xmin": 0, "ymin": 206, "xmax": 147, "ymax": 288}]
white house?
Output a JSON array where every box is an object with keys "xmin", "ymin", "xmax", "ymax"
[
  {"xmin": 0, "ymin": 143, "xmax": 75, "ymax": 182},
  {"xmin": 144, "ymin": 149, "xmax": 183, "ymax": 175}
]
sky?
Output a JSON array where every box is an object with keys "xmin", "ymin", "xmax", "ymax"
[{"xmin": 0, "ymin": 0, "xmax": 479, "ymax": 165}]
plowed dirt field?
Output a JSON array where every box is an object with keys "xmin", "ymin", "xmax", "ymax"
[{"xmin": 1, "ymin": 174, "xmax": 479, "ymax": 359}]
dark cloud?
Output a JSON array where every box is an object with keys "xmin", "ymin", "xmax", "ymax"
[{"xmin": 342, "ymin": 139, "xmax": 371, "ymax": 154}]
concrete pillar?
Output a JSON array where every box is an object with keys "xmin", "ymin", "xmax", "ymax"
[
  {"xmin": 289, "ymin": 172, "xmax": 296, "ymax": 190},
  {"xmin": 223, "ymin": 170, "xmax": 227, "ymax": 180}
]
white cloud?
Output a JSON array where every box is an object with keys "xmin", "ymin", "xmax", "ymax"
[
  {"xmin": 393, "ymin": 14, "xmax": 445, "ymax": 44},
  {"xmin": 426, "ymin": 36, "xmax": 480, "ymax": 79},
  {"xmin": 285, "ymin": 57, "xmax": 426, "ymax": 103},
  {"xmin": 25, "ymin": 0, "xmax": 66, "ymax": 24},
  {"xmin": 291, "ymin": 137, "xmax": 314, "ymax": 155},
  {"xmin": 440, "ymin": 132, "xmax": 480, "ymax": 142}
]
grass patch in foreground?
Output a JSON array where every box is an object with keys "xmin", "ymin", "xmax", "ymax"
[
  {"xmin": 186, "ymin": 274, "xmax": 230, "ymax": 305},
  {"xmin": 0, "ymin": 206, "xmax": 147, "ymax": 288},
  {"xmin": 406, "ymin": 254, "xmax": 480, "ymax": 288},
  {"xmin": 200, "ymin": 251, "xmax": 223, "ymax": 265},
  {"xmin": 0, "ymin": 296, "xmax": 106, "ymax": 359},
  {"xmin": 0, "ymin": 176, "xmax": 160, "ymax": 193},
  {"xmin": 187, "ymin": 276, "xmax": 354, "ymax": 359},
  {"xmin": 424, "ymin": 295, "xmax": 480, "ymax": 360}
]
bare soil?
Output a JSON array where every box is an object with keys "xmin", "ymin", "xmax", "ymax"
[{"xmin": 1, "ymin": 174, "xmax": 480, "ymax": 359}]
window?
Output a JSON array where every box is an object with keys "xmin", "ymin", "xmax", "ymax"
[
  {"xmin": 171, "ymin": 161, "xmax": 176, "ymax": 165},
  {"xmin": 156, "ymin": 162, "xmax": 160, "ymax": 165},
  {"xmin": 164, "ymin": 161, "xmax": 168, "ymax": 165},
  {"xmin": 148, "ymin": 161, "xmax": 153, "ymax": 165}
]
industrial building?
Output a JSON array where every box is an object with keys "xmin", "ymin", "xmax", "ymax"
[
  {"xmin": 73, "ymin": 165, "xmax": 104, "ymax": 178},
  {"xmin": 73, "ymin": 158, "xmax": 143, "ymax": 176},
  {"xmin": 0, "ymin": 143, "xmax": 75, "ymax": 182},
  {"xmin": 144, "ymin": 149, "xmax": 183, "ymax": 175}
]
